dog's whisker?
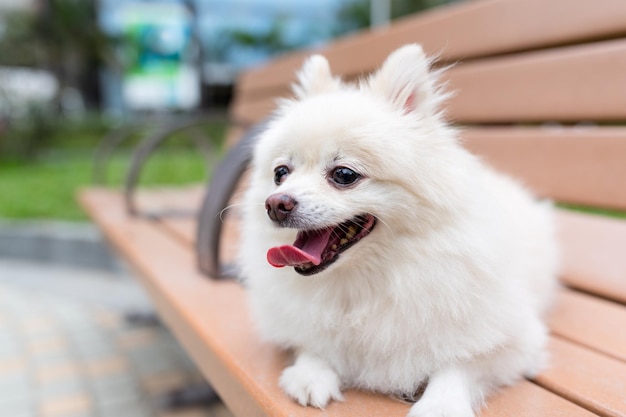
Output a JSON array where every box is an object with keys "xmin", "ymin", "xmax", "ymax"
[{"xmin": 216, "ymin": 202, "xmax": 264, "ymax": 222}]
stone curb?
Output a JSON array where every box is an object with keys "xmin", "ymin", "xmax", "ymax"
[{"xmin": 0, "ymin": 219, "xmax": 124, "ymax": 273}]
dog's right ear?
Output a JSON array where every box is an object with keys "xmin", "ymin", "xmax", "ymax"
[
  {"xmin": 292, "ymin": 55, "xmax": 341, "ymax": 100},
  {"xmin": 367, "ymin": 44, "xmax": 447, "ymax": 119}
]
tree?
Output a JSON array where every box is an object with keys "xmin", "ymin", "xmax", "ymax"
[
  {"xmin": 0, "ymin": 0, "xmax": 121, "ymax": 108},
  {"xmin": 336, "ymin": 0, "xmax": 456, "ymax": 35}
]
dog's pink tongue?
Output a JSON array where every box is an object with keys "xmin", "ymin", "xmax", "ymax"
[{"xmin": 267, "ymin": 229, "xmax": 332, "ymax": 268}]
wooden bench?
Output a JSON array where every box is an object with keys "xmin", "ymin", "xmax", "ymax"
[{"xmin": 79, "ymin": 0, "xmax": 626, "ymax": 416}]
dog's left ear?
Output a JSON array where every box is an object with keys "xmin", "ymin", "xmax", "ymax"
[
  {"xmin": 292, "ymin": 55, "xmax": 341, "ymax": 100},
  {"xmin": 368, "ymin": 44, "xmax": 445, "ymax": 118}
]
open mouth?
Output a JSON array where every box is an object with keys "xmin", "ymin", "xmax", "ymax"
[{"xmin": 266, "ymin": 214, "xmax": 377, "ymax": 276}]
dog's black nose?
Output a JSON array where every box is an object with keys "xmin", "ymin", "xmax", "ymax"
[{"xmin": 265, "ymin": 194, "xmax": 297, "ymax": 223}]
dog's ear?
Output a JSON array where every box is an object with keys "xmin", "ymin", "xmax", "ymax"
[
  {"xmin": 292, "ymin": 55, "xmax": 341, "ymax": 100},
  {"xmin": 368, "ymin": 44, "xmax": 447, "ymax": 118}
]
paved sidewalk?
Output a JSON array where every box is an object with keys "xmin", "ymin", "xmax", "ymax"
[{"xmin": 0, "ymin": 260, "xmax": 233, "ymax": 417}]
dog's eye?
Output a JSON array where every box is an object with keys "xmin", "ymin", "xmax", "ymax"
[
  {"xmin": 274, "ymin": 165, "xmax": 290, "ymax": 185},
  {"xmin": 331, "ymin": 167, "xmax": 360, "ymax": 186}
]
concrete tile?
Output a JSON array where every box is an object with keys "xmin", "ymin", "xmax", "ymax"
[
  {"xmin": 93, "ymin": 391, "xmax": 143, "ymax": 410},
  {"xmin": 19, "ymin": 316, "xmax": 57, "ymax": 334},
  {"xmin": 0, "ymin": 356, "xmax": 26, "ymax": 376},
  {"xmin": 116, "ymin": 328, "xmax": 160, "ymax": 351},
  {"xmin": 158, "ymin": 407, "xmax": 213, "ymax": 417},
  {"xmin": 88, "ymin": 369, "xmax": 133, "ymax": 386},
  {"xmin": 67, "ymin": 326, "xmax": 108, "ymax": 341},
  {"xmin": 35, "ymin": 360, "xmax": 82, "ymax": 384},
  {"xmin": 140, "ymin": 371, "xmax": 188, "ymax": 396},
  {"xmin": 0, "ymin": 265, "xmax": 213, "ymax": 417},
  {"xmin": 20, "ymin": 327, "xmax": 62, "ymax": 344},
  {"xmin": 0, "ymin": 398, "xmax": 34, "ymax": 417},
  {"xmin": 0, "ymin": 331, "xmax": 20, "ymax": 357},
  {"xmin": 37, "ymin": 378, "xmax": 87, "ymax": 401},
  {"xmin": 30, "ymin": 350, "xmax": 73, "ymax": 368},
  {"xmin": 93, "ymin": 311, "xmax": 121, "ymax": 330},
  {"xmin": 89, "ymin": 372, "xmax": 143, "ymax": 405},
  {"xmin": 39, "ymin": 393, "xmax": 92, "ymax": 417},
  {"xmin": 73, "ymin": 340, "xmax": 118, "ymax": 359},
  {"xmin": 84, "ymin": 355, "xmax": 128, "ymax": 378},
  {"xmin": 26, "ymin": 335, "xmax": 68, "ymax": 356},
  {"xmin": 0, "ymin": 373, "xmax": 31, "ymax": 403},
  {"xmin": 97, "ymin": 398, "xmax": 152, "ymax": 417},
  {"xmin": 126, "ymin": 343, "xmax": 181, "ymax": 374},
  {"xmin": 209, "ymin": 403, "xmax": 235, "ymax": 417}
]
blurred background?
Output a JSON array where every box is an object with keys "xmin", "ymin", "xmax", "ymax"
[
  {"xmin": 0, "ymin": 1, "xmax": 457, "ymax": 417},
  {"xmin": 0, "ymin": 0, "xmax": 458, "ymax": 221}
]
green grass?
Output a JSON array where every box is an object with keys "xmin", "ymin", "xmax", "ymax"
[
  {"xmin": 0, "ymin": 149, "xmax": 218, "ymax": 221},
  {"xmin": 557, "ymin": 203, "xmax": 626, "ymax": 220}
]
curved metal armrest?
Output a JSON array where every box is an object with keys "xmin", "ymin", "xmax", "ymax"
[
  {"xmin": 196, "ymin": 121, "xmax": 267, "ymax": 279},
  {"xmin": 124, "ymin": 117, "xmax": 213, "ymax": 219},
  {"xmin": 93, "ymin": 124, "xmax": 147, "ymax": 185}
]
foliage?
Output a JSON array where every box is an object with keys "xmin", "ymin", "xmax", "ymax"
[
  {"xmin": 557, "ymin": 203, "xmax": 626, "ymax": 220},
  {"xmin": 0, "ymin": 110, "xmax": 111, "ymax": 160},
  {"xmin": 0, "ymin": 116, "xmax": 227, "ymax": 220},
  {"xmin": 229, "ymin": 18, "xmax": 297, "ymax": 54},
  {"xmin": 391, "ymin": 0, "xmax": 455, "ymax": 18},
  {"xmin": 336, "ymin": 0, "xmax": 456, "ymax": 34},
  {"xmin": 216, "ymin": 16, "xmax": 312, "ymax": 62},
  {"xmin": 0, "ymin": 150, "xmax": 211, "ymax": 221},
  {"xmin": 0, "ymin": 103, "xmax": 58, "ymax": 159},
  {"xmin": 0, "ymin": 0, "xmax": 122, "ymax": 107}
]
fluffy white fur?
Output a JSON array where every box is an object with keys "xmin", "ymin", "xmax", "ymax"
[{"xmin": 238, "ymin": 44, "xmax": 558, "ymax": 417}]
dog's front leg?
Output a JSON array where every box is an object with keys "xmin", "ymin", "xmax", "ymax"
[
  {"xmin": 408, "ymin": 366, "xmax": 476, "ymax": 417},
  {"xmin": 279, "ymin": 351, "xmax": 344, "ymax": 408}
]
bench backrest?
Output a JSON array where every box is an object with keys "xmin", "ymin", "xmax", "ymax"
[{"xmin": 228, "ymin": 0, "xmax": 626, "ymax": 211}]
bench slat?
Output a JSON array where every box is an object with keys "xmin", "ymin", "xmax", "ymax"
[
  {"xmin": 535, "ymin": 336, "xmax": 626, "ymax": 417},
  {"xmin": 237, "ymin": 0, "xmax": 626, "ymax": 94},
  {"xmin": 233, "ymin": 39, "xmax": 626, "ymax": 125},
  {"xmin": 550, "ymin": 289, "xmax": 626, "ymax": 363},
  {"xmin": 482, "ymin": 381, "xmax": 596, "ymax": 417},
  {"xmin": 79, "ymin": 188, "xmax": 607, "ymax": 417},
  {"xmin": 445, "ymin": 39, "xmax": 626, "ymax": 123},
  {"xmin": 557, "ymin": 210, "xmax": 626, "ymax": 304},
  {"xmin": 463, "ymin": 127, "xmax": 626, "ymax": 210}
]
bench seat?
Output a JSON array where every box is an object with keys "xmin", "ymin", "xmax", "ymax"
[
  {"xmin": 79, "ymin": 187, "xmax": 626, "ymax": 417},
  {"xmin": 80, "ymin": 0, "xmax": 626, "ymax": 414}
]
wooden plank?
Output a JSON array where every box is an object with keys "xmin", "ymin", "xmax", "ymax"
[
  {"xmin": 550, "ymin": 289, "xmax": 626, "ymax": 363},
  {"xmin": 224, "ymin": 125, "xmax": 247, "ymax": 149},
  {"xmin": 78, "ymin": 187, "xmax": 603, "ymax": 417},
  {"xmin": 230, "ymin": 96, "xmax": 280, "ymax": 126},
  {"xmin": 482, "ymin": 380, "xmax": 597, "ymax": 417},
  {"xmin": 131, "ymin": 185, "xmax": 205, "ymax": 215},
  {"xmin": 462, "ymin": 127, "xmax": 626, "ymax": 210},
  {"xmin": 535, "ymin": 336, "xmax": 626, "ymax": 417},
  {"xmin": 557, "ymin": 210, "xmax": 626, "ymax": 304},
  {"xmin": 238, "ymin": 0, "xmax": 626, "ymax": 94},
  {"xmin": 444, "ymin": 39, "xmax": 626, "ymax": 123},
  {"xmin": 160, "ymin": 217, "xmax": 196, "ymax": 248},
  {"xmin": 232, "ymin": 39, "xmax": 626, "ymax": 124}
]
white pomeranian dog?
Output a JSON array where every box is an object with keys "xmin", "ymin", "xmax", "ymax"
[{"xmin": 238, "ymin": 44, "xmax": 558, "ymax": 417}]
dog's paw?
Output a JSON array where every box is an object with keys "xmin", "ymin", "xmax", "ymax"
[
  {"xmin": 407, "ymin": 367, "xmax": 476, "ymax": 417},
  {"xmin": 407, "ymin": 394, "xmax": 474, "ymax": 417},
  {"xmin": 279, "ymin": 354, "xmax": 344, "ymax": 408}
]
